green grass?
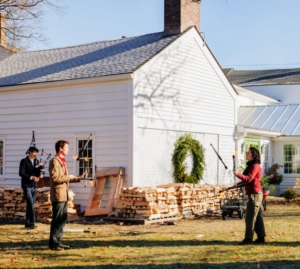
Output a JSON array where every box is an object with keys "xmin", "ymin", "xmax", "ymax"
[{"xmin": 1, "ymin": 201, "xmax": 300, "ymax": 268}]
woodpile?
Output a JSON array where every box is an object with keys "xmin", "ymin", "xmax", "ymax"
[
  {"xmin": 293, "ymin": 178, "xmax": 300, "ymax": 189},
  {"xmin": 116, "ymin": 186, "xmax": 179, "ymax": 220},
  {"xmin": 35, "ymin": 188, "xmax": 52, "ymax": 221},
  {"xmin": 113, "ymin": 183, "xmax": 242, "ymax": 221},
  {"xmin": 0, "ymin": 186, "xmax": 77, "ymax": 221},
  {"xmin": 0, "ymin": 187, "xmax": 25, "ymax": 219}
]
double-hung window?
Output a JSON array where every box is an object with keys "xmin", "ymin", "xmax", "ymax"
[
  {"xmin": 77, "ymin": 137, "xmax": 93, "ymax": 178},
  {"xmin": 263, "ymin": 143, "xmax": 269, "ymax": 174},
  {"xmin": 284, "ymin": 144, "xmax": 300, "ymax": 174}
]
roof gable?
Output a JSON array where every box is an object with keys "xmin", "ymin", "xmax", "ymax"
[{"xmin": 0, "ymin": 32, "xmax": 181, "ymax": 87}]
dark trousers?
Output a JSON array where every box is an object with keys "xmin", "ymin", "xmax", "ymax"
[
  {"xmin": 245, "ymin": 193, "xmax": 266, "ymax": 240},
  {"xmin": 49, "ymin": 201, "xmax": 68, "ymax": 248},
  {"xmin": 22, "ymin": 185, "xmax": 37, "ymax": 226}
]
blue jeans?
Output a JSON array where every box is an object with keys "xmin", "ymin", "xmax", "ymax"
[{"xmin": 22, "ymin": 185, "xmax": 37, "ymax": 226}]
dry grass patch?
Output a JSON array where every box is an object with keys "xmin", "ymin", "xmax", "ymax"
[{"xmin": 0, "ymin": 199, "xmax": 300, "ymax": 268}]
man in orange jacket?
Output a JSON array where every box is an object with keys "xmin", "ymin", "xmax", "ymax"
[{"xmin": 48, "ymin": 140, "xmax": 80, "ymax": 251}]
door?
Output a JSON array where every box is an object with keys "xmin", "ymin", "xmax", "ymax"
[{"xmin": 244, "ymin": 138, "xmax": 260, "ymax": 154}]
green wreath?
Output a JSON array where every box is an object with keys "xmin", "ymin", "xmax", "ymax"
[{"xmin": 172, "ymin": 133, "xmax": 205, "ymax": 184}]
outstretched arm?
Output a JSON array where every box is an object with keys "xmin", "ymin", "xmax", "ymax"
[{"xmin": 233, "ymin": 165, "xmax": 259, "ymax": 183}]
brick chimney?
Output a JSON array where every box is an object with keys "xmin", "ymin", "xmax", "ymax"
[
  {"xmin": 0, "ymin": 13, "xmax": 6, "ymax": 46},
  {"xmin": 164, "ymin": 0, "xmax": 201, "ymax": 36}
]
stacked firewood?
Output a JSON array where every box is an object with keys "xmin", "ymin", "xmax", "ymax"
[
  {"xmin": 155, "ymin": 187, "xmax": 179, "ymax": 217},
  {"xmin": 116, "ymin": 187, "xmax": 159, "ymax": 219},
  {"xmin": 35, "ymin": 188, "xmax": 52, "ymax": 221},
  {"xmin": 157, "ymin": 183, "xmax": 223, "ymax": 216},
  {"xmin": 0, "ymin": 188, "xmax": 25, "ymax": 219},
  {"xmin": 293, "ymin": 178, "xmax": 300, "ymax": 189},
  {"xmin": 114, "ymin": 183, "xmax": 241, "ymax": 220},
  {"xmin": 116, "ymin": 186, "xmax": 178, "ymax": 219},
  {"xmin": 0, "ymin": 186, "xmax": 77, "ymax": 221},
  {"xmin": 67, "ymin": 189, "xmax": 77, "ymax": 215}
]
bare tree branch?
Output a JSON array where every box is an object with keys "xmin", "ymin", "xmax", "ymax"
[{"xmin": 0, "ymin": 0, "xmax": 65, "ymax": 50}]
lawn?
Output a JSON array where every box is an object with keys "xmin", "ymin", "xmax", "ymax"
[{"xmin": 1, "ymin": 198, "xmax": 300, "ymax": 269}]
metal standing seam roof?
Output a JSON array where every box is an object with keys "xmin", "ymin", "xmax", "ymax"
[
  {"xmin": 225, "ymin": 68, "xmax": 300, "ymax": 86},
  {"xmin": 238, "ymin": 104, "xmax": 300, "ymax": 136},
  {"xmin": 0, "ymin": 31, "xmax": 182, "ymax": 87}
]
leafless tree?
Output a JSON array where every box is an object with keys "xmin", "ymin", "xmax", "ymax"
[{"xmin": 0, "ymin": 0, "xmax": 65, "ymax": 50}]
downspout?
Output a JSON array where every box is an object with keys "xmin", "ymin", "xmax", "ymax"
[{"xmin": 234, "ymin": 125, "xmax": 248, "ymax": 184}]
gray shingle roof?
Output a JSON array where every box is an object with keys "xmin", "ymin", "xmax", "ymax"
[
  {"xmin": 222, "ymin": 68, "xmax": 233, "ymax": 76},
  {"xmin": 0, "ymin": 32, "xmax": 181, "ymax": 87},
  {"xmin": 225, "ymin": 68, "xmax": 300, "ymax": 86}
]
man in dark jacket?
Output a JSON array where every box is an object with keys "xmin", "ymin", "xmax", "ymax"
[{"xmin": 19, "ymin": 146, "xmax": 43, "ymax": 229}]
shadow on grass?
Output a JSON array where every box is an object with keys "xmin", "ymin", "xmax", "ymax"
[
  {"xmin": 7, "ymin": 260, "xmax": 300, "ymax": 269},
  {"xmin": 2, "ymin": 239, "xmax": 300, "ymax": 269},
  {"xmin": 1, "ymin": 238, "xmax": 300, "ymax": 250},
  {"xmin": 264, "ymin": 212, "xmax": 300, "ymax": 218},
  {"xmin": 193, "ymin": 210, "xmax": 300, "ymax": 221}
]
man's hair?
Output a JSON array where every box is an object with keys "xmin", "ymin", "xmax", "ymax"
[
  {"xmin": 55, "ymin": 140, "xmax": 69, "ymax": 154},
  {"xmin": 28, "ymin": 146, "xmax": 39, "ymax": 153},
  {"xmin": 249, "ymin": 147, "xmax": 261, "ymax": 164}
]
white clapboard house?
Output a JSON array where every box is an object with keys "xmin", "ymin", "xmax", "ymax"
[
  {"xmin": 0, "ymin": 0, "xmax": 296, "ymax": 208},
  {"xmin": 226, "ymin": 68, "xmax": 300, "ymax": 195}
]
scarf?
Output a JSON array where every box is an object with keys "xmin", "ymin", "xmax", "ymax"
[
  {"xmin": 57, "ymin": 155, "xmax": 66, "ymax": 173},
  {"xmin": 243, "ymin": 159, "xmax": 260, "ymax": 175}
]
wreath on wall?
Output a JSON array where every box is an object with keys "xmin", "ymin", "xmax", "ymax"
[{"xmin": 172, "ymin": 133, "xmax": 205, "ymax": 184}]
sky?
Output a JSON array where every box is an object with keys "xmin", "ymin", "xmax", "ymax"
[{"xmin": 34, "ymin": 0, "xmax": 300, "ymax": 70}]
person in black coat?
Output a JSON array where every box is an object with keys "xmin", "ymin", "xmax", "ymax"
[{"xmin": 19, "ymin": 146, "xmax": 43, "ymax": 229}]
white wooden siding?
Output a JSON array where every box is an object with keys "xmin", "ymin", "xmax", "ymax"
[
  {"xmin": 138, "ymin": 129, "xmax": 225, "ymax": 187},
  {"xmin": 134, "ymin": 29, "xmax": 237, "ymax": 187},
  {"xmin": 272, "ymin": 140, "xmax": 300, "ymax": 195},
  {"xmin": 0, "ymin": 79, "xmax": 130, "ymax": 208},
  {"xmin": 237, "ymin": 95, "xmax": 272, "ymax": 107},
  {"xmin": 235, "ymin": 136, "xmax": 299, "ymax": 195},
  {"xmin": 247, "ymin": 85, "xmax": 300, "ymax": 104},
  {"xmin": 219, "ymin": 135, "xmax": 236, "ymax": 185},
  {"xmin": 135, "ymin": 37, "xmax": 235, "ymax": 128},
  {"xmin": 203, "ymin": 134, "xmax": 219, "ymax": 185}
]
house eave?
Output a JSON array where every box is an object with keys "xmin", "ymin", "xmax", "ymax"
[
  {"xmin": 236, "ymin": 124, "xmax": 281, "ymax": 138},
  {"xmin": 272, "ymin": 135, "xmax": 300, "ymax": 141},
  {"xmin": 0, "ymin": 73, "xmax": 134, "ymax": 93},
  {"xmin": 233, "ymin": 84, "xmax": 280, "ymax": 104}
]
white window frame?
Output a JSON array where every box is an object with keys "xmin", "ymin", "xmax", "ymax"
[
  {"xmin": 284, "ymin": 144, "xmax": 300, "ymax": 174},
  {"xmin": 73, "ymin": 133, "xmax": 95, "ymax": 178},
  {"xmin": 262, "ymin": 142, "xmax": 270, "ymax": 175},
  {"xmin": 0, "ymin": 137, "xmax": 5, "ymax": 179}
]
